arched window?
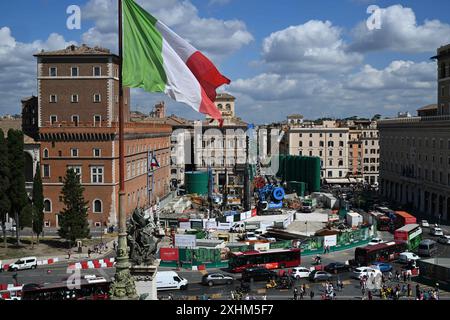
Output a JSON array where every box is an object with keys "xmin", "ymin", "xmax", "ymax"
[
  {"xmin": 217, "ymin": 104, "xmax": 223, "ymax": 109},
  {"xmin": 226, "ymin": 104, "xmax": 231, "ymax": 110},
  {"xmin": 93, "ymin": 199, "xmax": 103, "ymax": 213},
  {"xmin": 44, "ymin": 199, "xmax": 52, "ymax": 213},
  {"xmin": 43, "ymin": 149, "xmax": 49, "ymax": 158}
]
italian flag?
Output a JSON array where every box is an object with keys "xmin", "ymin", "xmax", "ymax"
[{"xmin": 122, "ymin": 0, "xmax": 230, "ymax": 125}]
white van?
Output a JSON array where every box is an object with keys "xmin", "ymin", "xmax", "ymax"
[
  {"xmin": 156, "ymin": 271, "xmax": 188, "ymax": 291},
  {"xmin": 399, "ymin": 252, "xmax": 420, "ymax": 264},
  {"xmin": 418, "ymin": 240, "xmax": 438, "ymax": 257},
  {"xmin": 8, "ymin": 257, "xmax": 38, "ymax": 271}
]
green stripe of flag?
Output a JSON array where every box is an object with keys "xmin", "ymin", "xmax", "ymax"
[{"xmin": 123, "ymin": 0, "xmax": 167, "ymax": 92}]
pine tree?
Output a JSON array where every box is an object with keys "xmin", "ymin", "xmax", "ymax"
[
  {"xmin": 7, "ymin": 129, "xmax": 28, "ymax": 245},
  {"xmin": 32, "ymin": 165, "xmax": 44, "ymax": 244},
  {"xmin": 0, "ymin": 130, "xmax": 11, "ymax": 248},
  {"xmin": 58, "ymin": 169, "xmax": 90, "ymax": 245}
]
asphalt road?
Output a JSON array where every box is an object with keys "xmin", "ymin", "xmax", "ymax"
[{"xmin": 1, "ymin": 225, "xmax": 449, "ymax": 300}]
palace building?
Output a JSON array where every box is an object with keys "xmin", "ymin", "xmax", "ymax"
[{"xmin": 25, "ymin": 44, "xmax": 171, "ymax": 228}]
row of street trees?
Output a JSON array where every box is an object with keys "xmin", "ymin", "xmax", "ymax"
[
  {"xmin": 0, "ymin": 129, "xmax": 44, "ymax": 247},
  {"xmin": 0, "ymin": 129, "xmax": 90, "ymax": 248}
]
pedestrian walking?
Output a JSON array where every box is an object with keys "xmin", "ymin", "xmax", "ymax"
[
  {"xmin": 310, "ymin": 290, "xmax": 315, "ymax": 300},
  {"xmin": 407, "ymin": 284, "xmax": 412, "ymax": 297},
  {"xmin": 388, "ymin": 271, "xmax": 393, "ymax": 282},
  {"xmin": 368, "ymin": 290, "xmax": 372, "ymax": 300},
  {"xmin": 88, "ymin": 248, "xmax": 92, "ymax": 258},
  {"xmin": 67, "ymin": 250, "xmax": 71, "ymax": 260},
  {"xmin": 293, "ymin": 287, "xmax": 298, "ymax": 300},
  {"xmin": 403, "ymin": 271, "xmax": 407, "ymax": 283},
  {"xmin": 300, "ymin": 287, "xmax": 304, "ymax": 300},
  {"xmin": 113, "ymin": 241, "xmax": 117, "ymax": 251}
]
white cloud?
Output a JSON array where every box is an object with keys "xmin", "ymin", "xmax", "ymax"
[
  {"xmin": 81, "ymin": 0, "xmax": 253, "ymax": 60},
  {"xmin": 0, "ymin": 27, "xmax": 75, "ymax": 115},
  {"xmin": 345, "ymin": 60, "xmax": 435, "ymax": 90},
  {"xmin": 228, "ymin": 60, "xmax": 436, "ymax": 124},
  {"xmin": 208, "ymin": 0, "xmax": 232, "ymax": 6},
  {"xmin": 261, "ymin": 20, "xmax": 363, "ymax": 74},
  {"xmin": 350, "ymin": 5, "xmax": 450, "ymax": 53}
]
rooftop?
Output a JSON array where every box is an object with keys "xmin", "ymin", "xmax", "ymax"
[
  {"xmin": 417, "ymin": 104, "xmax": 438, "ymax": 112},
  {"xmin": 216, "ymin": 93, "xmax": 235, "ymax": 100},
  {"xmin": 34, "ymin": 44, "xmax": 115, "ymax": 57}
]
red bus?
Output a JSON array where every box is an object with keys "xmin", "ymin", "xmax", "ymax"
[
  {"xmin": 370, "ymin": 211, "xmax": 391, "ymax": 231},
  {"xmin": 21, "ymin": 276, "xmax": 110, "ymax": 300},
  {"xmin": 395, "ymin": 211, "xmax": 417, "ymax": 229},
  {"xmin": 354, "ymin": 241, "xmax": 407, "ymax": 266},
  {"xmin": 228, "ymin": 248, "xmax": 301, "ymax": 273}
]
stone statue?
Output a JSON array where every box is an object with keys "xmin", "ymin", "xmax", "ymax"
[{"xmin": 127, "ymin": 207, "xmax": 162, "ymax": 266}]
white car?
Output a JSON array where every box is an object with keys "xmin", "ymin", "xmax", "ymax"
[
  {"xmin": 421, "ymin": 220, "xmax": 430, "ymax": 228},
  {"xmin": 8, "ymin": 257, "xmax": 37, "ymax": 271},
  {"xmin": 244, "ymin": 232, "xmax": 258, "ymax": 241},
  {"xmin": 437, "ymin": 235, "xmax": 450, "ymax": 245},
  {"xmin": 352, "ymin": 267, "xmax": 382, "ymax": 280},
  {"xmin": 368, "ymin": 238, "xmax": 384, "ymax": 246},
  {"xmin": 291, "ymin": 267, "xmax": 311, "ymax": 279},
  {"xmin": 430, "ymin": 227, "xmax": 444, "ymax": 236},
  {"xmin": 399, "ymin": 252, "xmax": 421, "ymax": 264}
]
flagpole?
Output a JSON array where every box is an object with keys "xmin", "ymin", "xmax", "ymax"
[{"xmin": 111, "ymin": 0, "xmax": 137, "ymax": 300}]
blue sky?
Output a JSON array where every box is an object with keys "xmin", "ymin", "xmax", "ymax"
[{"xmin": 1, "ymin": 0, "xmax": 450, "ymax": 123}]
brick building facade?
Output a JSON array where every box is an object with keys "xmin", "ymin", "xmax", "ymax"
[{"xmin": 31, "ymin": 45, "xmax": 171, "ymax": 228}]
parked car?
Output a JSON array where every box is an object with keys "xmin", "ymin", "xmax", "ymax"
[
  {"xmin": 371, "ymin": 262, "xmax": 393, "ymax": 273},
  {"xmin": 324, "ymin": 262, "xmax": 350, "ymax": 274},
  {"xmin": 242, "ymin": 267, "xmax": 278, "ymax": 282},
  {"xmin": 8, "ymin": 257, "xmax": 37, "ymax": 272},
  {"xmin": 430, "ymin": 227, "xmax": 444, "ymax": 237},
  {"xmin": 352, "ymin": 267, "xmax": 382, "ymax": 280},
  {"xmin": 201, "ymin": 273, "xmax": 234, "ymax": 286},
  {"xmin": 368, "ymin": 238, "xmax": 384, "ymax": 246},
  {"xmin": 437, "ymin": 235, "xmax": 450, "ymax": 245},
  {"xmin": 242, "ymin": 232, "xmax": 258, "ymax": 241},
  {"xmin": 156, "ymin": 271, "xmax": 188, "ymax": 291},
  {"xmin": 399, "ymin": 252, "xmax": 421, "ymax": 264},
  {"xmin": 290, "ymin": 267, "xmax": 311, "ymax": 279},
  {"xmin": 421, "ymin": 220, "xmax": 430, "ymax": 228},
  {"xmin": 309, "ymin": 270, "xmax": 333, "ymax": 282}
]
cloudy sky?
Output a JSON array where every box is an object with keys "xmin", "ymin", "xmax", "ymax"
[{"xmin": 1, "ymin": 0, "xmax": 450, "ymax": 124}]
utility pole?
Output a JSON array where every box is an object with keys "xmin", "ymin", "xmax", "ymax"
[{"xmin": 110, "ymin": 0, "xmax": 137, "ymax": 300}]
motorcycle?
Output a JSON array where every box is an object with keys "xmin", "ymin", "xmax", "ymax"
[{"xmin": 312, "ymin": 256, "xmax": 322, "ymax": 265}]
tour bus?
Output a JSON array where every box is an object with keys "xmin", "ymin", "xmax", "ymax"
[
  {"xmin": 394, "ymin": 211, "xmax": 417, "ymax": 230},
  {"xmin": 354, "ymin": 241, "xmax": 407, "ymax": 266},
  {"xmin": 370, "ymin": 211, "xmax": 391, "ymax": 231},
  {"xmin": 21, "ymin": 276, "xmax": 110, "ymax": 300},
  {"xmin": 394, "ymin": 224, "xmax": 422, "ymax": 251},
  {"xmin": 228, "ymin": 248, "xmax": 301, "ymax": 273}
]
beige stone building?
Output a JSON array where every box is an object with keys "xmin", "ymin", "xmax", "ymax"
[
  {"xmin": 287, "ymin": 120, "xmax": 349, "ymax": 181},
  {"xmin": 378, "ymin": 44, "xmax": 450, "ymax": 222},
  {"xmin": 347, "ymin": 120, "xmax": 380, "ymax": 185}
]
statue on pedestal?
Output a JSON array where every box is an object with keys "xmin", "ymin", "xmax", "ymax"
[{"xmin": 127, "ymin": 207, "xmax": 162, "ymax": 266}]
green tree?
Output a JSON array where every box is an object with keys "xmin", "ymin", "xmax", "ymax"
[
  {"xmin": 372, "ymin": 114, "xmax": 382, "ymax": 121},
  {"xmin": 32, "ymin": 165, "xmax": 44, "ymax": 245},
  {"xmin": 7, "ymin": 129, "xmax": 28, "ymax": 245},
  {"xmin": 0, "ymin": 130, "xmax": 10, "ymax": 248},
  {"xmin": 58, "ymin": 169, "xmax": 90, "ymax": 246}
]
